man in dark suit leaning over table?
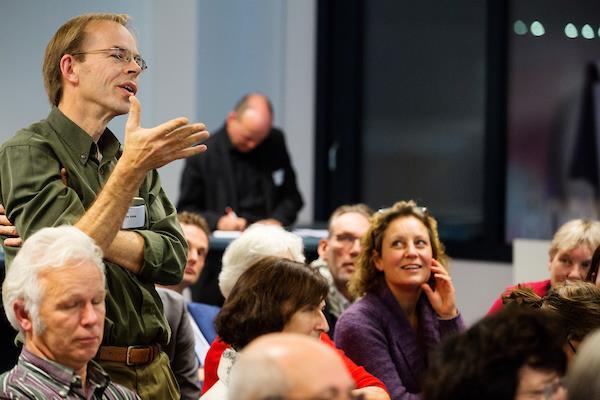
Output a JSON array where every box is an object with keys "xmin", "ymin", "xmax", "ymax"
[{"xmin": 177, "ymin": 93, "xmax": 304, "ymax": 231}]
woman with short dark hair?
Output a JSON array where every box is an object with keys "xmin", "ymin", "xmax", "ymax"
[{"xmin": 202, "ymin": 256, "xmax": 390, "ymax": 400}]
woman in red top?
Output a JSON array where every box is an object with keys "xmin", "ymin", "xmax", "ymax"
[
  {"xmin": 488, "ymin": 219, "xmax": 600, "ymax": 314},
  {"xmin": 201, "ymin": 256, "xmax": 389, "ymax": 399}
]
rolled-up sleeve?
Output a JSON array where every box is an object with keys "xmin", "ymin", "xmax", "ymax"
[{"xmin": 134, "ymin": 170, "xmax": 187, "ymax": 285}]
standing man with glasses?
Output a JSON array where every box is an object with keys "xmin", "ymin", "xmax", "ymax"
[
  {"xmin": 0, "ymin": 13, "xmax": 209, "ymax": 399},
  {"xmin": 312, "ymin": 204, "xmax": 372, "ymax": 334}
]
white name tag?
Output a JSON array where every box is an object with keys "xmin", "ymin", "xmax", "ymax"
[{"xmin": 122, "ymin": 204, "xmax": 145, "ymax": 229}]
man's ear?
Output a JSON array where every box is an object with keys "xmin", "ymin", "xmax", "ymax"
[
  {"xmin": 317, "ymin": 238, "xmax": 329, "ymax": 260},
  {"xmin": 59, "ymin": 54, "xmax": 79, "ymax": 85},
  {"xmin": 226, "ymin": 111, "xmax": 238, "ymax": 124},
  {"xmin": 13, "ymin": 299, "xmax": 33, "ymax": 332}
]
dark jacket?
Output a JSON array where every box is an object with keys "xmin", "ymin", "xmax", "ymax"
[{"xmin": 177, "ymin": 125, "xmax": 303, "ymax": 230}]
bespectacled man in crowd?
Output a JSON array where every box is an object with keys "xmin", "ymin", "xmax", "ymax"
[{"xmin": 312, "ymin": 204, "xmax": 372, "ymax": 334}]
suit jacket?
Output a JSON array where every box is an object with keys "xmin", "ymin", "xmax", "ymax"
[
  {"xmin": 187, "ymin": 302, "xmax": 220, "ymax": 344},
  {"xmin": 157, "ymin": 287, "xmax": 202, "ymax": 400},
  {"xmin": 334, "ymin": 281, "xmax": 464, "ymax": 400},
  {"xmin": 177, "ymin": 124, "xmax": 303, "ymax": 230}
]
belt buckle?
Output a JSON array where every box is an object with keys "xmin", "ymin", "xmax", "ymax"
[{"xmin": 126, "ymin": 345, "xmax": 146, "ymax": 366}]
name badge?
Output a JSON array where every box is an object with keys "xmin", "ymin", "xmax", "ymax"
[
  {"xmin": 272, "ymin": 168, "xmax": 284, "ymax": 187},
  {"xmin": 122, "ymin": 197, "xmax": 145, "ymax": 229}
]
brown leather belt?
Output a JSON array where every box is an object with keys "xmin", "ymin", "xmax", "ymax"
[{"xmin": 97, "ymin": 345, "xmax": 160, "ymax": 366}]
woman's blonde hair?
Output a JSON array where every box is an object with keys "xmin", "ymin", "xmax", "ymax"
[
  {"xmin": 548, "ymin": 219, "xmax": 600, "ymax": 259},
  {"xmin": 349, "ymin": 200, "xmax": 447, "ymax": 297}
]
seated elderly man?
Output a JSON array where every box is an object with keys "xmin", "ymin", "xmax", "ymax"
[
  {"xmin": 228, "ymin": 333, "xmax": 355, "ymax": 400},
  {"xmin": 312, "ymin": 204, "xmax": 372, "ymax": 334},
  {"xmin": 0, "ymin": 226, "xmax": 138, "ymax": 399}
]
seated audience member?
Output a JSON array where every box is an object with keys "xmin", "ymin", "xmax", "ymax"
[
  {"xmin": 424, "ymin": 308, "xmax": 567, "ymax": 400},
  {"xmin": 227, "ymin": 333, "xmax": 355, "ymax": 400},
  {"xmin": 202, "ymin": 256, "xmax": 389, "ymax": 400},
  {"xmin": 177, "ymin": 92, "xmax": 304, "ymax": 231},
  {"xmin": 157, "ymin": 211, "xmax": 219, "ymax": 398},
  {"xmin": 0, "ymin": 226, "xmax": 138, "ymax": 399},
  {"xmin": 312, "ymin": 204, "xmax": 372, "ymax": 334},
  {"xmin": 217, "ymin": 224, "xmax": 305, "ymax": 299},
  {"xmin": 334, "ymin": 200, "xmax": 464, "ymax": 400},
  {"xmin": 566, "ymin": 329, "xmax": 600, "ymax": 400},
  {"xmin": 502, "ymin": 281, "xmax": 600, "ymax": 361},
  {"xmin": 488, "ymin": 219, "xmax": 600, "ymax": 314}
]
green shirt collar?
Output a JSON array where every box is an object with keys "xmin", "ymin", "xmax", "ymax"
[{"xmin": 46, "ymin": 107, "xmax": 121, "ymax": 165}]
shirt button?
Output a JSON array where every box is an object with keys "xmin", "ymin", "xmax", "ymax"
[
  {"xmin": 59, "ymin": 389, "xmax": 68, "ymax": 397},
  {"xmin": 80, "ymin": 154, "xmax": 86, "ymax": 160}
]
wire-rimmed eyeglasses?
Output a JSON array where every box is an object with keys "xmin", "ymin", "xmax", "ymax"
[{"xmin": 71, "ymin": 47, "xmax": 147, "ymax": 71}]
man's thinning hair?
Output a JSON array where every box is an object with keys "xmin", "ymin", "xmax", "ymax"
[
  {"xmin": 233, "ymin": 93, "xmax": 274, "ymax": 119},
  {"xmin": 2, "ymin": 226, "xmax": 105, "ymax": 334},
  {"xmin": 327, "ymin": 203, "xmax": 373, "ymax": 235},
  {"xmin": 43, "ymin": 13, "xmax": 131, "ymax": 106}
]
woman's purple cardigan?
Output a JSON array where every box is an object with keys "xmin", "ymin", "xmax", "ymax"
[{"xmin": 334, "ymin": 281, "xmax": 465, "ymax": 400}]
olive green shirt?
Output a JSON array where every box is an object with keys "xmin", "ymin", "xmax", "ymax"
[{"xmin": 0, "ymin": 107, "xmax": 186, "ymax": 347}]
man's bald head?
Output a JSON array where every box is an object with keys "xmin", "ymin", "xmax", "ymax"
[
  {"xmin": 228, "ymin": 333, "xmax": 353, "ymax": 400},
  {"xmin": 226, "ymin": 93, "xmax": 273, "ymax": 153}
]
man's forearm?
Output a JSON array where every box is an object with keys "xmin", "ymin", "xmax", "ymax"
[
  {"xmin": 75, "ymin": 158, "xmax": 146, "ymax": 256},
  {"xmin": 104, "ymin": 230, "xmax": 145, "ymax": 273}
]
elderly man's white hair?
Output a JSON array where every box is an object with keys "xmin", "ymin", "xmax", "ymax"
[
  {"xmin": 218, "ymin": 224, "xmax": 305, "ymax": 298},
  {"xmin": 567, "ymin": 328, "xmax": 600, "ymax": 400},
  {"xmin": 2, "ymin": 225, "xmax": 105, "ymax": 334}
]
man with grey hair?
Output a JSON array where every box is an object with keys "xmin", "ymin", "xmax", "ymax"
[
  {"xmin": 0, "ymin": 226, "xmax": 138, "ymax": 399},
  {"xmin": 312, "ymin": 204, "xmax": 372, "ymax": 333},
  {"xmin": 227, "ymin": 333, "xmax": 355, "ymax": 400}
]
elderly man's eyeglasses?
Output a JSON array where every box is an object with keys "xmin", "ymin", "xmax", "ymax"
[{"xmin": 71, "ymin": 47, "xmax": 148, "ymax": 71}]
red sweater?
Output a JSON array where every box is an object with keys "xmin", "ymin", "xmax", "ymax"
[
  {"xmin": 486, "ymin": 279, "xmax": 552, "ymax": 314},
  {"xmin": 201, "ymin": 332, "xmax": 388, "ymax": 394}
]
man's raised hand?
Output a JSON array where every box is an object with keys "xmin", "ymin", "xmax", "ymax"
[{"xmin": 122, "ymin": 96, "xmax": 209, "ymax": 171}]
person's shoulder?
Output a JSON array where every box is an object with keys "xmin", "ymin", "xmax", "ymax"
[
  {"xmin": 156, "ymin": 287, "xmax": 186, "ymax": 306},
  {"xmin": 338, "ymin": 295, "xmax": 381, "ymax": 325},
  {"xmin": 187, "ymin": 301, "xmax": 220, "ymax": 315},
  {"xmin": 505, "ymin": 279, "xmax": 551, "ymax": 296},
  {"xmin": 1, "ymin": 119, "xmax": 52, "ymax": 151}
]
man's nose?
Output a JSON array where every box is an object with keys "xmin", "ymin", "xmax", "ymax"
[
  {"xmin": 81, "ymin": 302, "xmax": 100, "ymax": 325},
  {"xmin": 317, "ymin": 310, "xmax": 330, "ymax": 333},
  {"xmin": 188, "ymin": 248, "xmax": 198, "ymax": 263},
  {"xmin": 350, "ymin": 237, "xmax": 361, "ymax": 255}
]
